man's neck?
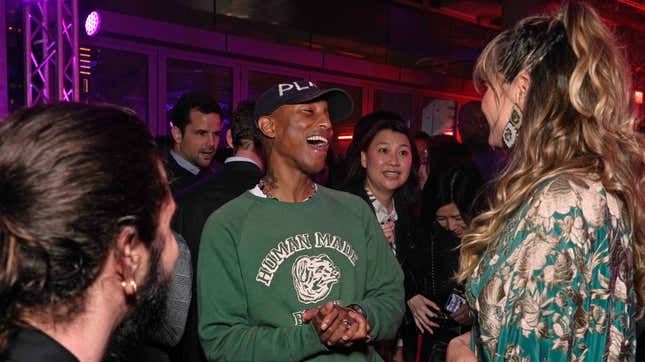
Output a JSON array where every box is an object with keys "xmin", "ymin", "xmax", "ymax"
[
  {"xmin": 26, "ymin": 279, "xmax": 128, "ymax": 362},
  {"xmin": 263, "ymin": 162, "xmax": 314, "ymax": 203},
  {"xmin": 170, "ymin": 149, "xmax": 200, "ymax": 175}
]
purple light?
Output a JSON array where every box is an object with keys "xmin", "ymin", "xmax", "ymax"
[{"xmin": 85, "ymin": 11, "xmax": 101, "ymax": 36}]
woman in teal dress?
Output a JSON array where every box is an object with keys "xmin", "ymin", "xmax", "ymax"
[{"xmin": 446, "ymin": 2, "xmax": 645, "ymax": 361}]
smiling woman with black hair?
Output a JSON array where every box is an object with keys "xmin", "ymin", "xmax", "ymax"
[
  {"xmin": 341, "ymin": 111, "xmax": 420, "ymax": 361},
  {"xmin": 341, "ymin": 111, "xmax": 419, "ymax": 252}
]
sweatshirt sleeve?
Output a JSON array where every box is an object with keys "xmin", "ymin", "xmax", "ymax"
[
  {"xmin": 197, "ymin": 215, "xmax": 327, "ymax": 362},
  {"xmin": 350, "ymin": 207, "xmax": 405, "ymax": 341}
]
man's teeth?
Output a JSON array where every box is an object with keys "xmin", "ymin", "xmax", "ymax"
[{"xmin": 306, "ymin": 136, "xmax": 328, "ymax": 145}]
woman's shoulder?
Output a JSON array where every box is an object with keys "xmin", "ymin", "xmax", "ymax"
[{"xmin": 530, "ymin": 173, "xmax": 624, "ymax": 225}]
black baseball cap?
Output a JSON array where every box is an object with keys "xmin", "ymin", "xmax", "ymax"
[{"xmin": 254, "ymin": 80, "xmax": 354, "ymax": 123}]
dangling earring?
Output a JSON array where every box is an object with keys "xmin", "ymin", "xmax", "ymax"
[
  {"xmin": 502, "ymin": 103, "xmax": 523, "ymax": 148},
  {"xmin": 121, "ymin": 279, "xmax": 138, "ymax": 294}
]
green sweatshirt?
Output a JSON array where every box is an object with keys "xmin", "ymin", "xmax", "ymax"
[{"xmin": 197, "ymin": 185, "xmax": 404, "ymax": 362}]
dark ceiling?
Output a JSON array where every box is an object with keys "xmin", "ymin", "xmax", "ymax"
[{"xmin": 71, "ymin": 0, "xmax": 645, "ymax": 89}]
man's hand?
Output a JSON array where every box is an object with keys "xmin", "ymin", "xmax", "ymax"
[
  {"xmin": 446, "ymin": 332, "xmax": 476, "ymax": 362},
  {"xmin": 406, "ymin": 294, "xmax": 440, "ymax": 334},
  {"xmin": 303, "ymin": 302, "xmax": 371, "ymax": 348},
  {"xmin": 344, "ymin": 308, "xmax": 371, "ymax": 343}
]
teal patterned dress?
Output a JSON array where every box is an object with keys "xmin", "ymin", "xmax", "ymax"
[{"xmin": 466, "ymin": 174, "xmax": 636, "ymax": 361}]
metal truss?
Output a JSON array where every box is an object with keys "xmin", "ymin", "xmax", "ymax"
[
  {"xmin": 56, "ymin": 0, "xmax": 79, "ymax": 102},
  {"xmin": 24, "ymin": 0, "xmax": 79, "ymax": 106}
]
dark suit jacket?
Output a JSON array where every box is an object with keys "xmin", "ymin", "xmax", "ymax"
[
  {"xmin": 165, "ymin": 153, "xmax": 201, "ymax": 199},
  {"xmin": 171, "ymin": 160, "xmax": 263, "ymax": 362}
]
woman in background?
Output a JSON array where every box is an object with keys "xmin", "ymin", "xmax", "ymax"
[
  {"xmin": 342, "ymin": 111, "xmax": 419, "ymax": 362},
  {"xmin": 403, "ymin": 164, "xmax": 484, "ymax": 362},
  {"xmin": 342, "ymin": 111, "xmax": 419, "ymax": 256},
  {"xmin": 413, "ymin": 131, "xmax": 431, "ymax": 190}
]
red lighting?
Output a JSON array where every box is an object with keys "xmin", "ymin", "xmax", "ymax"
[
  {"xmin": 618, "ymin": 0, "xmax": 645, "ymax": 12},
  {"xmin": 338, "ymin": 135, "xmax": 353, "ymax": 140},
  {"xmin": 635, "ymin": 91, "xmax": 643, "ymax": 105},
  {"xmin": 335, "ymin": 50, "xmax": 365, "ymax": 59}
]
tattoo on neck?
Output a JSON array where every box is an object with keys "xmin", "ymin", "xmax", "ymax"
[{"xmin": 265, "ymin": 173, "xmax": 279, "ymax": 190}]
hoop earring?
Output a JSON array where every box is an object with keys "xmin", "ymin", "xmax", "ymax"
[
  {"xmin": 502, "ymin": 104, "xmax": 523, "ymax": 148},
  {"xmin": 121, "ymin": 279, "xmax": 138, "ymax": 294}
]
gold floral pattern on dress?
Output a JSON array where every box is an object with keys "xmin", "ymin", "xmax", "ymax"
[{"xmin": 467, "ymin": 174, "xmax": 636, "ymax": 361}]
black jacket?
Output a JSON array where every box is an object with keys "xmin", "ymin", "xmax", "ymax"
[
  {"xmin": 171, "ymin": 160, "xmax": 263, "ymax": 362},
  {"xmin": 400, "ymin": 223, "xmax": 464, "ymax": 362},
  {"xmin": 341, "ymin": 183, "xmax": 417, "ymax": 361},
  {"xmin": 404, "ymin": 223, "xmax": 461, "ymax": 306},
  {"xmin": 2, "ymin": 327, "xmax": 78, "ymax": 362},
  {"xmin": 340, "ymin": 182, "xmax": 416, "ymax": 268},
  {"xmin": 173, "ymin": 160, "xmax": 263, "ymax": 260}
]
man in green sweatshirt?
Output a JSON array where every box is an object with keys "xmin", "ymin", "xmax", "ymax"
[{"xmin": 197, "ymin": 80, "xmax": 405, "ymax": 361}]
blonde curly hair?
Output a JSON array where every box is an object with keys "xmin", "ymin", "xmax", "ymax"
[{"xmin": 457, "ymin": 1, "xmax": 645, "ymax": 317}]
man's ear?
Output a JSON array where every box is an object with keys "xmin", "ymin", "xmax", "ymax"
[
  {"xmin": 114, "ymin": 226, "xmax": 142, "ymax": 285},
  {"xmin": 258, "ymin": 116, "xmax": 276, "ymax": 138},
  {"xmin": 226, "ymin": 129, "xmax": 234, "ymax": 149},
  {"xmin": 170, "ymin": 126, "xmax": 183, "ymax": 145},
  {"xmin": 514, "ymin": 71, "xmax": 531, "ymax": 108}
]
